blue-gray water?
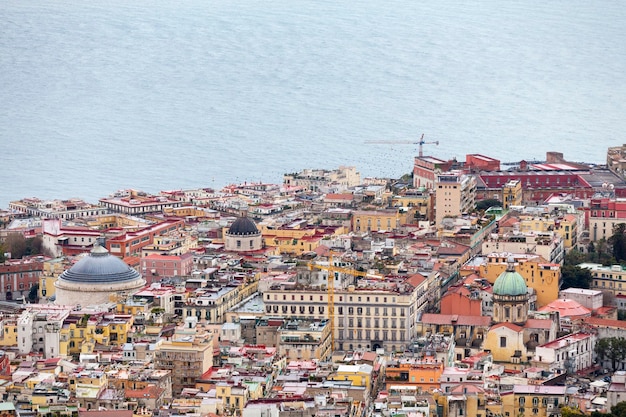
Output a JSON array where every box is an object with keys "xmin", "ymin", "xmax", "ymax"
[{"xmin": 2, "ymin": 0, "xmax": 626, "ymax": 208}]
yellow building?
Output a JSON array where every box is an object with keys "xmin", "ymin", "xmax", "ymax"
[
  {"xmin": 0, "ymin": 318, "xmax": 18, "ymax": 348},
  {"xmin": 391, "ymin": 190, "xmax": 432, "ymax": 222},
  {"xmin": 277, "ymin": 319, "xmax": 332, "ymax": 361},
  {"xmin": 86, "ymin": 214, "xmax": 150, "ymax": 230},
  {"xmin": 580, "ymin": 262, "xmax": 626, "ymax": 297},
  {"xmin": 502, "ymin": 180, "xmax": 522, "ymax": 209},
  {"xmin": 215, "ymin": 382, "xmax": 250, "ymax": 415},
  {"xmin": 501, "ymin": 385, "xmax": 567, "ymax": 417},
  {"xmin": 40, "ymin": 257, "xmax": 69, "ymax": 301},
  {"xmin": 351, "ymin": 209, "xmax": 412, "ymax": 233},
  {"xmin": 59, "ymin": 313, "xmax": 133, "ymax": 357},
  {"xmin": 328, "ymin": 363, "xmax": 373, "ymax": 388},
  {"xmin": 477, "ymin": 254, "xmax": 560, "ymax": 308},
  {"xmin": 441, "ymin": 384, "xmax": 489, "ymax": 417},
  {"xmin": 483, "ymin": 322, "xmax": 529, "ymax": 365},
  {"xmin": 261, "ymin": 225, "xmax": 347, "ymax": 256}
]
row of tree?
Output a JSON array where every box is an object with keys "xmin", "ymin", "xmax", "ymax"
[
  {"xmin": 0, "ymin": 233, "xmax": 44, "ymax": 262},
  {"xmin": 595, "ymin": 337, "xmax": 626, "ymax": 372}
]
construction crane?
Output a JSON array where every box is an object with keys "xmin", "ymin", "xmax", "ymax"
[
  {"xmin": 308, "ymin": 253, "xmax": 369, "ymax": 352},
  {"xmin": 365, "ymin": 133, "xmax": 439, "ymax": 157}
]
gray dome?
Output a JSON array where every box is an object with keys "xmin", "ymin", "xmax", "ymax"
[
  {"xmin": 59, "ymin": 245, "xmax": 142, "ymax": 284},
  {"xmin": 228, "ymin": 217, "xmax": 259, "ymax": 235}
]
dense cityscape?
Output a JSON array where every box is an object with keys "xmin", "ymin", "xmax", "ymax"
[{"xmin": 4, "ymin": 145, "xmax": 626, "ymax": 416}]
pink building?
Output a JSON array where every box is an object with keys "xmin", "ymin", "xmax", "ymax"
[{"xmin": 141, "ymin": 253, "xmax": 194, "ymax": 284}]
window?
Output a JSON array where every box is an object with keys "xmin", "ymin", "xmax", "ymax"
[{"xmin": 500, "ymin": 336, "xmax": 507, "ymax": 348}]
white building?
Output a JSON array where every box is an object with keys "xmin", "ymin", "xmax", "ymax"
[
  {"xmin": 559, "ymin": 288, "xmax": 603, "ymax": 311},
  {"xmin": 533, "ymin": 332, "xmax": 596, "ymax": 373},
  {"xmin": 17, "ymin": 305, "xmax": 72, "ymax": 358}
]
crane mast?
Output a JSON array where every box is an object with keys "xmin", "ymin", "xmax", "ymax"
[
  {"xmin": 309, "ymin": 254, "xmax": 368, "ymax": 352},
  {"xmin": 364, "ymin": 133, "xmax": 439, "ymax": 157}
]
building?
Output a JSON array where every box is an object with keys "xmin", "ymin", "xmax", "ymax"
[
  {"xmin": 54, "ymin": 245, "xmax": 146, "ymax": 306},
  {"xmin": 435, "ymin": 172, "xmax": 476, "ymax": 227},
  {"xmin": 481, "ymin": 231, "xmax": 565, "ymax": 265},
  {"xmin": 492, "ymin": 257, "xmax": 530, "ymax": 325},
  {"xmin": 588, "ymin": 197, "xmax": 626, "ymax": 241},
  {"xmin": 351, "ymin": 208, "xmax": 412, "ymax": 233},
  {"xmin": 502, "ymin": 180, "xmax": 522, "ymax": 209},
  {"xmin": 283, "ymin": 166, "xmax": 360, "ymax": 193},
  {"xmin": 8, "ymin": 197, "xmax": 108, "ymax": 220},
  {"xmin": 105, "ymin": 218, "xmax": 185, "ymax": 257},
  {"xmin": 276, "ymin": 319, "xmax": 332, "ymax": 361},
  {"xmin": 141, "ymin": 253, "xmax": 194, "ymax": 284},
  {"xmin": 579, "ymin": 263, "xmax": 626, "ymax": 297},
  {"xmin": 500, "ymin": 385, "xmax": 567, "ymax": 417},
  {"xmin": 16, "ymin": 304, "xmax": 71, "ymax": 358},
  {"xmin": 263, "ymin": 274, "xmax": 424, "ymax": 353},
  {"xmin": 476, "ymin": 253, "xmax": 560, "ymax": 308},
  {"xmin": 0, "ymin": 256, "xmax": 43, "ymax": 301},
  {"xmin": 532, "ymin": 332, "xmax": 596, "ymax": 373},
  {"xmin": 413, "ymin": 156, "xmax": 452, "ymax": 189},
  {"xmin": 154, "ymin": 317, "xmax": 214, "ymax": 395},
  {"xmin": 99, "ymin": 189, "xmax": 183, "ymax": 215}
]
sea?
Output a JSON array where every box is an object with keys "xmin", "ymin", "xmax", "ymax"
[{"xmin": 1, "ymin": 0, "xmax": 626, "ymax": 209}]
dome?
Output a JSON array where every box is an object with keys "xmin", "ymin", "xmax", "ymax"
[
  {"xmin": 493, "ymin": 257, "xmax": 527, "ymax": 296},
  {"xmin": 58, "ymin": 245, "xmax": 142, "ymax": 284},
  {"xmin": 227, "ymin": 217, "xmax": 259, "ymax": 235}
]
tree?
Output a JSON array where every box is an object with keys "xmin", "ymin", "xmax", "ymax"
[
  {"xmin": 475, "ymin": 199, "xmax": 502, "ymax": 211},
  {"xmin": 561, "ymin": 407, "xmax": 586, "ymax": 417},
  {"xmin": 3, "ymin": 232, "xmax": 27, "ymax": 259},
  {"xmin": 595, "ymin": 337, "xmax": 626, "ymax": 372},
  {"xmin": 560, "ymin": 264, "xmax": 592, "ymax": 289},
  {"xmin": 609, "ymin": 223, "xmax": 626, "ymax": 263},
  {"xmin": 28, "ymin": 284, "xmax": 39, "ymax": 303}
]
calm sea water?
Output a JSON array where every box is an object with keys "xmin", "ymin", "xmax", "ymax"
[{"xmin": 2, "ymin": 0, "xmax": 626, "ymax": 208}]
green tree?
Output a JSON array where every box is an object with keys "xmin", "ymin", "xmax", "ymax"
[
  {"xmin": 611, "ymin": 401, "xmax": 626, "ymax": 417},
  {"xmin": 560, "ymin": 264, "xmax": 592, "ymax": 289},
  {"xmin": 561, "ymin": 406, "xmax": 586, "ymax": 417},
  {"xmin": 595, "ymin": 337, "xmax": 626, "ymax": 372},
  {"xmin": 475, "ymin": 199, "xmax": 502, "ymax": 211},
  {"xmin": 609, "ymin": 223, "xmax": 626, "ymax": 263},
  {"xmin": 28, "ymin": 284, "xmax": 39, "ymax": 303}
]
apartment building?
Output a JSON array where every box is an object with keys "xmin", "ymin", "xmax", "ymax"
[
  {"xmin": 588, "ymin": 196, "xmax": 626, "ymax": 241},
  {"xmin": 283, "ymin": 166, "xmax": 361, "ymax": 193},
  {"xmin": 154, "ymin": 317, "xmax": 214, "ymax": 395},
  {"xmin": 277, "ymin": 319, "xmax": 332, "ymax": 361},
  {"xmin": 263, "ymin": 275, "xmax": 425, "ymax": 353},
  {"xmin": 0, "ymin": 256, "xmax": 43, "ymax": 301},
  {"xmin": 99, "ymin": 189, "xmax": 183, "ymax": 215},
  {"xmin": 9, "ymin": 197, "xmax": 108, "ymax": 220},
  {"xmin": 435, "ymin": 172, "xmax": 477, "ymax": 227},
  {"xmin": 351, "ymin": 208, "xmax": 413, "ymax": 233},
  {"xmin": 579, "ymin": 262, "xmax": 626, "ymax": 297}
]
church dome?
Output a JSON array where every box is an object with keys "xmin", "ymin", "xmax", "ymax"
[
  {"xmin": 227, "ymin": 217, "xmax": 259, "ymax": 235},
  {"xmin": 59, "ymin": 245, "xmax": 142, "ymax": 284},
  {"xmin": 493, "ymin": 257, "xmax": 527, "ymax": 296}
]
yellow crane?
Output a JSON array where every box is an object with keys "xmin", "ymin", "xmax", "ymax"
[
  {"xmin": 309, "ymin": 253, "xmax": 369, "ymax": 351},
  {"xmin": 365, "ymin": 133, "xmax": 439, "ymax": 157}
]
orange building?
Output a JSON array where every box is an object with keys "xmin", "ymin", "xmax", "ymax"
[
  {"xmin": 384, "ymin": 360, "xmax": 444, "ymax": 392},
  {"xmin": 440, "ymin": 283, "xmax": 484, "ymax": 316}
]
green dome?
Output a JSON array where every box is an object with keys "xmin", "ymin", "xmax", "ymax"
[{"xmin": 493, "ymin": 257, "xmax": 527, "ymax": 296}]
